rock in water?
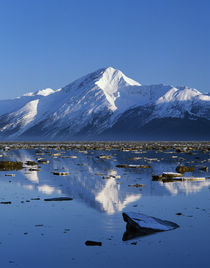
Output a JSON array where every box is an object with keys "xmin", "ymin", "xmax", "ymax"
[
  {"xmin": 172, "ymin": 176, "xmax": 206, "ymax": 181},
  {"xmin": 52, "ymin": 172, "xmax": 69, "ymax": 176},
  {"xmin": 85, "ymin": 241, "xmax": 102, "ymax": 246},
  {"xmin": 44, "ymin": 197, "xmax": 73, "ymax": 201},
  {"xmin": 122, "ymin": 212, "xmax": 179, "ymax": 233}
]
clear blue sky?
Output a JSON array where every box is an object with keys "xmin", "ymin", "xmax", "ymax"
[{"xmin": 0, "ymin": 0, "xmax": 209, "ymax": 99}]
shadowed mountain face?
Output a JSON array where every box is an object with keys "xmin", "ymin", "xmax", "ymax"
[
  {"xmin": 102, "ymin": 112, "xmax": 210, "ymax": 141},
  {"xmin": 0, "ymin": 67, "xmax": 209, "ymax": 140}
]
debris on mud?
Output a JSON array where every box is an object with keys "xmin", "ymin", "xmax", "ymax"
[
  {"xmin": 52, "ymin": 172, "xmax": 69, "ymax": 176},
  {"xmin": 116, "ymin": 164, "xmax": 151, "ymax": 169},
  {"xmin": 98, "ymin": 155, "xmax": 112, "ymax": 159},
  {"xmin": 37, "ymin": 159, "xmax": 49, "ymax": 164},
  {"xmin": 25, "ymin": 161, "xmax": 37, "ymax": 166},
  {"xmin": 128, "ymin": 184, "xmax": 144, "ymax": 188},
  {"xmin": 0, "ymin": 161, "xmax": 23, "ymax": 171},
  {"xmin": 152, "ymin": 172, "xmax": 182, "ymax": 182},
  {"xmin": 176, "ymin": 165, "xmax": 195, "ymax": 173}
]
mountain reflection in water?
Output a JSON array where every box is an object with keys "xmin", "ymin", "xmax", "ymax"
[{"xmin": 2, "ymin": 148, "xmax": 210, "ymax": 214}]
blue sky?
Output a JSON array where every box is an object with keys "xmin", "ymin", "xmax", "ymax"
[{"xmin": 0, "ymin": 0, "xmax": 209, "ymax": 99}]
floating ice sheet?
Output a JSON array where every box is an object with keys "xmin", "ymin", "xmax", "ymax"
[{"xmin": 123, "ymin": 212, "xmax": 179, "ymax": 233}]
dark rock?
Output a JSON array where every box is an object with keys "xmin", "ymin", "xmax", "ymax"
[
  {"xmin": 52, "ymin": 172, "xmax": 69, "ymax": 176},
  {"xmin": 29, "ymin": 168, "xmax": 41, "ymax": 171},
  {"xmin": 25, "ymin": 161, "xmax": 37, "ymax": 166},
  {"xmin": 152, "ymin": 174, "xmax": 163, "ymax": 181},
  {"xmin": 128, "ymin": 184, "xmax": 144, "ymax": 188},
  {"xmin": 44, "ymin": 197, "xmax": 73, "ymax": 201},
  {"xmin": 85, "ymin": 240, "xmax": 102, "ymax": 246},
  {"xmin": 199, "ymin": 166, "xmax": 208, "ymax": 172}
]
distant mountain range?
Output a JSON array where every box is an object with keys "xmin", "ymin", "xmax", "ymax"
[{"xmin": 0, "ymin": 67, "xmax": 210, "ymax": 140}]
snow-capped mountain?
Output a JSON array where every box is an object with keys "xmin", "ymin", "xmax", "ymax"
[{"xmin": 0, "ymin": 67, "xmax": 209, "ymax": 140}]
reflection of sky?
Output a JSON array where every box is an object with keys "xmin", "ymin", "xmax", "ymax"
[{"xmin": 2, "ymin": 148, "xmax": 210, "ymax": 214}]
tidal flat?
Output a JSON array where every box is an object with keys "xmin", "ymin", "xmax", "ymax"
[{"xmin": 0, "ymin": 141, "xmax": 209, "ymax": 268}]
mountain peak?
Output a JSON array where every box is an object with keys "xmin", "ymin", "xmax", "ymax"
[
  {"xmin": 100, "ymin": 66, "xmax": 141, "ymax": 85},
  {"xmin": 96, "ymin": 66, "xmax": 141, "ymax": 94},
  {"xmin": 62, "ymin": 67, "xmax": 141, "ymax": 104}
]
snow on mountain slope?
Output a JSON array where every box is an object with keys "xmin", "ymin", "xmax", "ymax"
[
  {"xmin": 0, "ymin": 88, "xmax": 56, "ymax": 117},
  {"xmin": 23, "ymin": 88, "xmax": 57, "ymax": 97},
  {"xmin": 0, "ymin": 88, "xmax": 61, "ymax": 136},
  {"xmin": 61, "ymin": 66, "xmax": 141, "ymax": 113},
  {"xmin": 0, "ymin": 67, "xmax": 143, "ymax": 138},
  {"xmin": 0, "ymin": 96, "xmax": 36, "ymax": 116},
  {"xmin": 31, "ymin": 67, "xmax": 144, "ymax": 136},
  {"xmin": 95, "ymin": 67, "xmax": 141, "ymax": 112},
  {"xmin": 115, "ymin": 84, "xmax": 172, "ymax": 115},
  {"xmin": 4, "ymin": 100, "xmax": 39, "ymax": 137},
  {"xmin": 150, "ymin": 86, "xmax": 210, "ymax": 120},
  {"xmin": 0, "ymin": 66, "xmax": 209, "ymax": 139},
  {"xmin": 156, "ymin": 87, "xmax": 200, "ymax": 104}
]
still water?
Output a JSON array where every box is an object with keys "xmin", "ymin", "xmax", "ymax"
[{"xmin": 0, "ymin": 143, "xmax": 209, "ymax": 267}]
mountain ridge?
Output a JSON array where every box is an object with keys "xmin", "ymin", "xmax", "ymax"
[{"xmin": 0, "ymin": 67, "xmax": 209, "ymax": 140}]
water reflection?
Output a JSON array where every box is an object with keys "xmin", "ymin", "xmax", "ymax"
[
  {"xmin": 95, "ymin": 179, "xmax": 141, "ymax": 214},
  {"xmin": 37, "ymin": 184, "xmax": 62, "ymax": 195},
  {"xmin": 122, "ymin": 228, "xmax": 157, "ymax": 241},
  {"xmin": 1, "ymin": 149, "xmax": 210, "ymax": 214},
  {"xmin": 162, "ymin": 180, "xmax": 210, "ymax": 195},
  {"xmin": 24, "ymin": 171, "xmax": 39, "ymax": 183}
]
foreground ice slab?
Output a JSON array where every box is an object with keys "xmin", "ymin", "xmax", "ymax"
[{"xmin": 123, "ymin": 212, "xmax": 179, "ymax": 233}]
